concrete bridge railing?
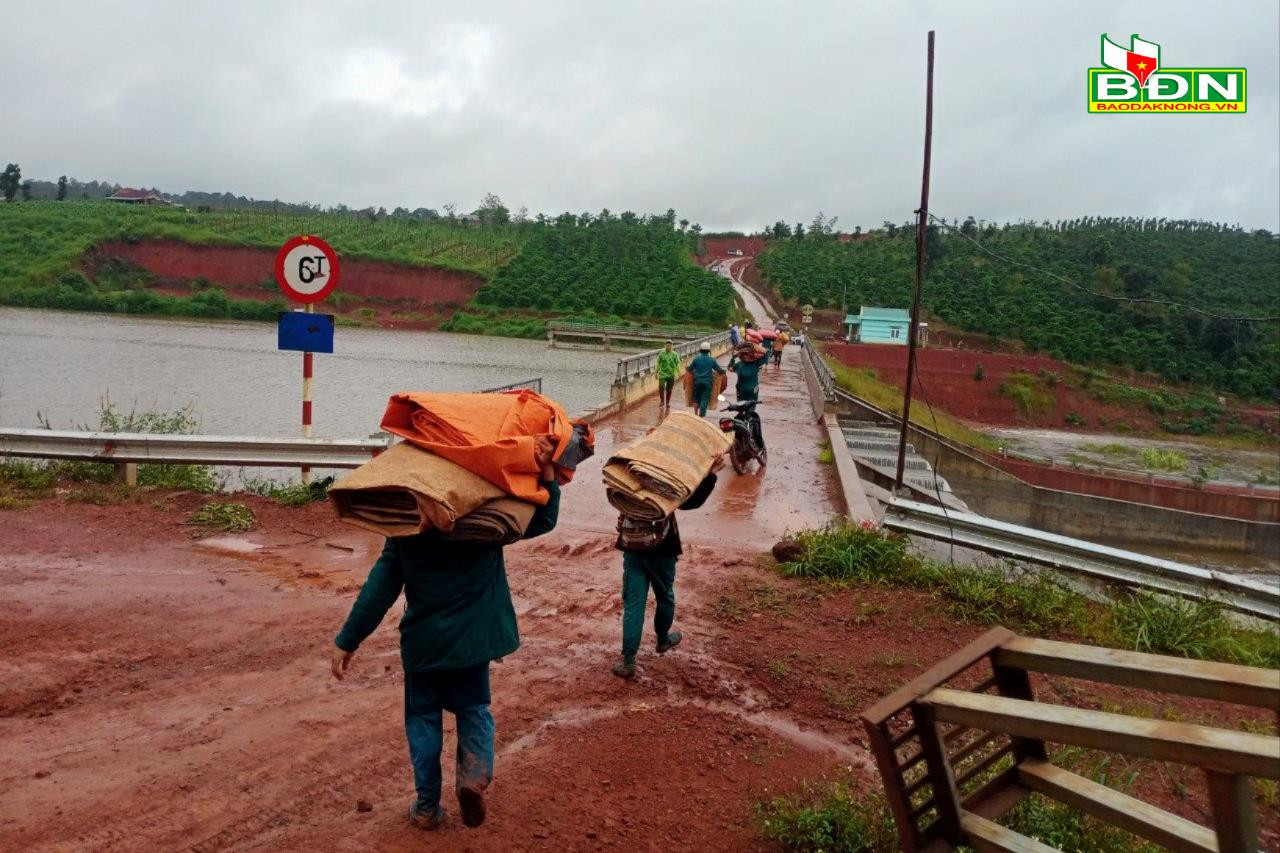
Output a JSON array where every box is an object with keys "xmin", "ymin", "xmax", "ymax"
[{"xmin": 607, "ymin": 330, "xmax": 734, "ymax": 408}]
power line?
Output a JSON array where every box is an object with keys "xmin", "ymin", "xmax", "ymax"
[{"xmin": 924, "ymin": 212, "xmax": 1280, "ymax": 324}]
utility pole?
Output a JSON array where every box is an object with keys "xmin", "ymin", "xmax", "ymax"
[{"xmin": 895, "ymin": 30, "xmax": 934, "ymax": 492}]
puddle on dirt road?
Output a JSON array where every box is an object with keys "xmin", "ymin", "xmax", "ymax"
[
  {"xmin": 502, "ymin": 696, "xmax": 870, "ymax": 768},
  {"xmin": 196, "ymin": 536, "xmax": 264, "ymax": 555}
]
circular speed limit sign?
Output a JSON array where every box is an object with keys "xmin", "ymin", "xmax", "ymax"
[{"xmin": 274, "ymin": 235, "xmax": 340, "ymax": 303}]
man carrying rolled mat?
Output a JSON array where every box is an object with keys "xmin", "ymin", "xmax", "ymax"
[
  {"xmin": 329, "ymin": 437, "xmax": 561, "ymax": 832},
  {"xmin": 688, "ymin": 341, "xmax": 726, "ymax": 417},
  {"xmin": 612, "ymin": 453, "xmax": 725, "ymax": 679},
  {"xmin": 728, "ymin": 342, "xmax": 763, "ymax": 402}
]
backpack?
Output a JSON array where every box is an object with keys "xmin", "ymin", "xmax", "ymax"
[{"xmin": 616, "ymin": 514, "xmax": 672, "ymax": 551}]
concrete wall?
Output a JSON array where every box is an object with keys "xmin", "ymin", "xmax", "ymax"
[{"xmin": 837, "ymin": 393, "xmax": 1280, "ymax": 558}]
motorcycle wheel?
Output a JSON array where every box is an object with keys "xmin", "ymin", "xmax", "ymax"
[{"xmin": 730, "ymin": 442, "xmax": 749, "ymax": 474}]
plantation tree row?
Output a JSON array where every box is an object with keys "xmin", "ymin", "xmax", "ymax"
[
  {"xmin": 472, "ymin": 213, "xmax": 732, "ymax": 325},
  {"xmin": 756, "ymin": 220, "xmax": 1279, "ymax": 398}
]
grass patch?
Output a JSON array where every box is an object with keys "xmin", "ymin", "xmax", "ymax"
[
  {"xmin": 0, "ymin": 459, "xmax": 57, "ymax": 491},
  {"xmin": 756, "ymin": 780, "xmax": 897, "ymax": 853},
  {"xmin": 777, "ymin": 521, "xmax": 1279, "ymax": 668},
  {"xmin": 822, "ymin": 351, "xmax": 999, "ymax": 452},
  {"xmin": 818, "ymin": 439, "xmax": 834, "ymax": 465},
  {"xmin": 758, "ymin": 750, "xmax": 1163, "ymax": 852},
  {"xmin": 999, "ymin": 372, "xmax": 1054, "ymax": 418},
  {"xmin": 187, "ymin": 501, "xmax": 256, "ymax": 533},
  {"xmin": 1078, "ymin": 442, "xmax": 1138, "ymax": 458},
  {"xmin": 241, "ymin": 475, "xmax": 332, "ymax": 507},
  {"xmin": 0, "ymin": 495, "xmax": 35, "ymax": 510},
  {"xmin": 1138, "ymin": 447, "xmax": 1188, "ymax": 472}
]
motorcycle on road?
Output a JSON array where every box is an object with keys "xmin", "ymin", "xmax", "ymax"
[{"xmin": 717, "ymin": 395, "xmax": 766, "ymax": 474}]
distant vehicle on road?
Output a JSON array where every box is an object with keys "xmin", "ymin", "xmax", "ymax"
[{"xmin": 727, "ymin": 247, "xmax": 744, "ymax": 256}]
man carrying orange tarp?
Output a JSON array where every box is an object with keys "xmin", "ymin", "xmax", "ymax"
[{"xmin": 380, "ymin": 389, "xmax": 593, "ymax": 504}]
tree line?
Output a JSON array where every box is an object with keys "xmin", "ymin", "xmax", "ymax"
[{"xmin": 756, "ymin": 218, "xmax": 1279, "ymax": 398}]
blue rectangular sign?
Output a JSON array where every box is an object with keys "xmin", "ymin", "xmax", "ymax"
[{"xmin": 278, "ymin": 312, "xmax": 335, "ymax": 353}]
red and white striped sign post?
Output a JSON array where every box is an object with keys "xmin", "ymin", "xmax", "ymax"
[{"xmin": 275, "ymin": 235, "xmax": 340, "ymax": 484}]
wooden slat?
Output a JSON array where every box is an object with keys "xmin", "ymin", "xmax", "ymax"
[
  {"xmin": 861, "ymin": 627, "xmax": 1014, "ymax": 725},
  {"xmin": 862, "ymin": 717, "xmax": 926, "ymax": 852},
  {"xmin": 994, "ymin": 636, "xmax": 1280, "ymax": 710},
  {"xmin": 1019, "ymin": 758, "xmax": 1217, "ymax": 853},
  {"xmin": 916, "ymin": 704, "xmax": 965, "ymax": 843},
  {"xmin": 922, "ymin": 689, "xmax": 1280, "ymax": 779},
  {"xmin": 1204, "ymin": 770, "xmax": 1259, "ymax": 853},
  {"xmin": 960, "ymin": 811, "xmax": 1058, "ymax": 853}
]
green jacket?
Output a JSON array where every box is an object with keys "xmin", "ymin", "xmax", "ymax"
[
  {"xmin": 730, "ymin": 356, "xmax": 763, "ymax": 393},
  {"xmin": 656, "ymin": 349, "xmax": 680, "ymax": 380},
  {"xmin": 688, "ymin": 353, "xmax": 725, "ymax": 386},
  {"xmin": 335, "ymin": 481, "xmax": 561, "ymax": 672}
]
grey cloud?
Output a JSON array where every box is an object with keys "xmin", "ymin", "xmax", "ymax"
[{"xmin": 6, "ymin": 0, "xmax": 1277, "ymax": 229}]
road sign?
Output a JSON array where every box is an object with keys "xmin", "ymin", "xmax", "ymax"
[
  {"xmin": 278, "ymin": 311, "xmax": 335, "ymax": 353},
  {"xmin": 801, "ymin": 303, "xmax": 814, "ymax": 315},
  {"xmin": 274, "ymin": 235, "xmax": 340, "ymax": 303}
]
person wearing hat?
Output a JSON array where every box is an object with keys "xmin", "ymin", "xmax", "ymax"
[
  {"xmin": 656, "ymin": 340, "xmax": 679, "ymax": 412},
  {"xmin": 687, "ymin": 341, "xmax": 725, "ymax": 417},
  {"xmin": 728, "ymin": 342, "xmax": 763, "ymax": 402}
]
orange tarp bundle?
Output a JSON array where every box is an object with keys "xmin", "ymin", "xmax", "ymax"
[{"xmin": 380, "ymin": 389, "xmax": 592, "ymax": 505}]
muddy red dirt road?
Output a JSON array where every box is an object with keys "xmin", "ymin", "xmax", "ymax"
[{"xmin": 1, "ymin": 352, "xmax": 852, "ymax": 850}]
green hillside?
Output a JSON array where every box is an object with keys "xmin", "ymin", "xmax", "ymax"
[
  {"xmin": 0, "ymin": 202, "xmax": 730, "ymax": 333},
  {"xmin": 757, "ymin": 219, "xmax": 1280, "ymax": 398},
  {"xmin": 471, "ymin": 212, "xmax": 732, "ymax": 324},
  {"xmin": 0, "ymin": 202, "xmax": 526, "ymax": 291}
]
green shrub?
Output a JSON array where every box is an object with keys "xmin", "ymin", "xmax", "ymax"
[
  {"xmin": 778, "ymin": 521, "xmax": 914, "ymax": 584},
  {"xmin": 187, "ymin": 501, "xmax": 256, "ymax": 533},
  {"xmin": 1064, "ymin": 411, "xmax": 1085, "ymax": 426}
]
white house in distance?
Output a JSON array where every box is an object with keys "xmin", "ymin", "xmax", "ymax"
[{"xmin": 843, "ymin": 306, "xmax": 928, "ymax": 346}]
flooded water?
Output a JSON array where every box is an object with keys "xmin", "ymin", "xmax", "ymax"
[{"xmin": 0, "ymin": 308, "xmax": 622, "ymax": 436}]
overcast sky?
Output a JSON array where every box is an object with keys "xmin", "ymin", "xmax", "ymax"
[{"xmin": 7, "ymin": 1, "xmax": 1278, "ymax": 231}]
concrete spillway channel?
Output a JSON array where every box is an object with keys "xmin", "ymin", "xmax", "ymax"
[{"xmin": 839, "ymin": 418, "xmax": 969, "ymax": 510}]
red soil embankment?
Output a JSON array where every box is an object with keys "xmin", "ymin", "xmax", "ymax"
[
  {"xmin": 701, "ymin": 237, "xmax": 765, "ymax": 259},
  {"xmin": 831, "ymin": 342, "xmax": 1163, "ymax": 430},
  {"xmin": 95, "ymin": 239, "xmax": 484, "ymax": 309}
]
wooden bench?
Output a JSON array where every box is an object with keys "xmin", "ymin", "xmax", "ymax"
[{"xmin": 860, "ymin": 627, "xmax": 1280, "ymax": 853}]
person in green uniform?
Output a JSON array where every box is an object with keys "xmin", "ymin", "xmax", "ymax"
[
  {"xmin": 688, "ymin": 341, "xmax": 725, "ymax": 416},
  {"xmin": 330, "ymin": 438, "xmax": 561, "ymax": 832},
  {"xmin": 612, "ymin": 456, "xmax": 724, "ymax": 679},
  {"xmin": 728, "ymin": 343, "xmax": 763, "ymax": 402},
  {"xmin": 656, "ymin": 340, "xmax": 680, "ymax": 411}
]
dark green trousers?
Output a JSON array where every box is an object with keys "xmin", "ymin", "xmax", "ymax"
[
  {"xmin": 621, "ymin": 551, "xmax": 677, "ymax": 659},
  {"xmin": 693, "ymin": 382, "xmax": 712, "ymax": 416}
]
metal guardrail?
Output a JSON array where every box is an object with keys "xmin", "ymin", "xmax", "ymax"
[
  {"xmin": 614, "ymin": 330, "xmax": 732, "ymax": 384},
  {"xmin": 479, "ymin": 377, "xmax": 542, "ymax": 394},
  {"xmin": 0, "ymin": 429, "xmax": 391, "ymax": 469},
  {"xmin": 883, "ymin": 496, "xmax": 1279, "ymax": 621},
  {"xmin": 803, "ymin": 339, "xmax": 838, "ymax": 402},
  {"xmin": 547, "ymin": 321, "xmax": 702, "ymax": 339}
]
